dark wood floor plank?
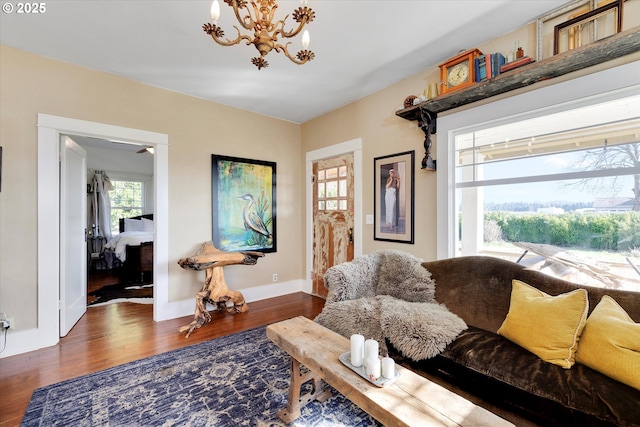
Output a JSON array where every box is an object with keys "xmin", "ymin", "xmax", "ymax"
[{"xmin": 0, "ymin": 292, "xmax": 325, "ymax": 427}]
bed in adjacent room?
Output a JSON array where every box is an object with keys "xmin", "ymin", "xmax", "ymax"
[{"xmin": 104, "ymin": 214, "xmax": 154, "ymax": 283}]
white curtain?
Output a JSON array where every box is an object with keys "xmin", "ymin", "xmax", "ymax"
[{"xmin": 88, "ymin": 170, "xmax": 113, "ymax": 241}]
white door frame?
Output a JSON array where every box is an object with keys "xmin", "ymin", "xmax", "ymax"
[
  {"xmin": 37, "ymin": 114, "xmax": 169, "ymax": 349},
  {"xmin": 305, "ymin": 138, "xmax": 363, "ymax": 294}
]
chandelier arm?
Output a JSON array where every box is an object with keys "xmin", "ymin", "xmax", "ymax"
[
  {"xmin": 274, "ymin": 42, "xmax": 312, "ymax": 65},
  {"xmin": 276, "ymin": 17, "xmax": 307, "ymax": 39},
  {"xmin": 229, "ymin": 0, "xmax": 255, "ymax": 31},
  {"xmin": 207, "ymin": 25, "xmax": 253, "ymax": 47}
]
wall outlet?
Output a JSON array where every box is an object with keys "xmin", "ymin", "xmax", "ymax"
[
  {"xmin": 0, "ymin": 312, "xmax": 9, "ymax": 331},
  {"xmin": 272, "ymin": 273, "xmax": 278, "ymax": 282}
]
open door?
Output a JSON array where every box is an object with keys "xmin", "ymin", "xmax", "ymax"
[
  {"xmin": 312, "ymin": 154, "xmax": 355, "ymax": 297},
  {"xmin": 60, "ymin": 136, "xmax": 87, "ymax": 336}
]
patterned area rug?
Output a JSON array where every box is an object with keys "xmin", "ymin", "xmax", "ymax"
[
  {"xmin": 87, "ymin": 282, "xmax": 153, "ymax": 306},
  {"xmin": 22, "ymin": 326, "xmax": 382, "ymax": 426}
]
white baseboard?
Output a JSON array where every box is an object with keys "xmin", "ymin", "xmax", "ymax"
[
  {"xmin": 0, "ymin": 327, "xmax": 41, "ymax": 358},
  {"xmin": 1, "ymin": 279, "xmax": 310, "ymax": 358},
  {"xmin": 156, "ymin": 278, "xmax": 306, "ymax": 321}
]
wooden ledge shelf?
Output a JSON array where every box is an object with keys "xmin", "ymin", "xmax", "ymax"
[{"xmin": 396, "ymin": 27, "xmax": 640, "ymax": 121}]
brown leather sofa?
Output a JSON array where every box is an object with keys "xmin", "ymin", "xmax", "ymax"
[{"xmin": 386, "ymin": 256, "xmax": 640, "ymax": 427}]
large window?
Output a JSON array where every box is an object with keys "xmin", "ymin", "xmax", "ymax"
[
  {"xmin": 109, "ymin": 179, "xmax": 144, "ymax": 234},
  {"xmin": 454, "ymin": 95, "xmax": 640, "ymax": 292}
]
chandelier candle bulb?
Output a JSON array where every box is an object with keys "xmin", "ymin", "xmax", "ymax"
[
  {"xmin": 364, "ymin": 339, "xmax": 379, "ymax": 361},
  {"xmin": 210, "ymin": 0, "xmax": 220, "ymax": 22},
  {"xmin": 350, "ymin": 334, "xmax": 364, "ymax": 367},
  {"xmin": 381, "ymin": 356, "xmax": 395, "ymax": 378},
  {"xmin": 302, "ymin": 30, "xmax": 310, "ymax": 49}
]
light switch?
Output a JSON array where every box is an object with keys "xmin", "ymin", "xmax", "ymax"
[{"xmin": 365, "ymin": 214, "xmax": 374, "ymax": 225}]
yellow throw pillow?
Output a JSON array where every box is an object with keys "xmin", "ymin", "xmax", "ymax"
[
  {"xmin": 575, "ymin": 296, "xmax": 640, "ymax": 390},
  {"xmin": 497, "ymin": 279, "xmax": 588, "ymax": 369}
]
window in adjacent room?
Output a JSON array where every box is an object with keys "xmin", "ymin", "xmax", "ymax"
[
  {"xmin": 109, "ymin": 179, "xmax": 144, "ymax": 234},
  {"xmin": 454, "ymin": 94, "xmax": 640, "ymax": 292},
  {"xmin": 317, "ymin": 165, "xmax": 348, "ymax": 211}
]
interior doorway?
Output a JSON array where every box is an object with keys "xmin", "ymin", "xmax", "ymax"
[
  {"xmin": 71, "ymin": 135, "xmax": 155, "ymax": 307},
  {"xmin": 311, "ymin": 154, "xmax": 355, "ymax": 297},
  {"xmin": 37, "ymin": 114, "xmax": 169, "ymax": 350},
  {"xmin": 305, "ymin": 138, "xmax": 363, "ymax": 296}
]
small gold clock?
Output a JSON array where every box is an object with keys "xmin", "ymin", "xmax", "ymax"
[{"xmin": 439, "ymin": 48, "xmax": 482, "ymax": 94}]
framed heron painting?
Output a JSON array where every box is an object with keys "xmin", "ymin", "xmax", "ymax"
[{"xmin": 211, "ymin": 154, "xmax": 276, "ymax": 253}]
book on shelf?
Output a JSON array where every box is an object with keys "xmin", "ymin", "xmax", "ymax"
[
  {"xmin": 492, "ymin": 53, "xmax": 505, "ymax": 78},
  {"xmin": 500, "ymin": 56, "xmax": 534, "ymax": 73},
  {"xmin": 475, "ymin": 53, "xmax": 506, "ymax": 81},
  {"xmin": 475, "ymin": 55, "xmax": 487, "ymax": 82}
]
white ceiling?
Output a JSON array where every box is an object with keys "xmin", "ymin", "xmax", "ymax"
[{"xmin": 0, "ymin": 0, "xmax": 569, "ymax": 124}]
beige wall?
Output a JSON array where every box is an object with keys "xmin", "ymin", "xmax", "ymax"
[
  {"xmin": 0, "ymin": 45, "xmax": 303, "ymax": 331},
  {"xmin": 1, "ymin": 0, "xmax": 638, "ymax": 338}
]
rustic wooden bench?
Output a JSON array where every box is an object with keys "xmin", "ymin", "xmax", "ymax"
[{"xmin": 266, "ymin": 316, "xmax": 514, "ymax": 427}]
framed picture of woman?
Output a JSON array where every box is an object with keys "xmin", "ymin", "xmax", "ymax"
[{"xmin": 373, "ymin": 150, "xmax": 415, "ymax": 243}]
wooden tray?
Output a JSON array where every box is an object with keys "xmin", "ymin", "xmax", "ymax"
[{"xmin": 339, "ymin": 352, "xmax": 400, "ymax": 387}]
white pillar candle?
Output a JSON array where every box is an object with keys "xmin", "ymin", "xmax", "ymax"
[
  {"xmin": 364, "ymin": 339, "xmax": 379, "ymax": 361},
  {"xmin": 350, "ymin": 334, "xmax": 364, "ymax": 367},
  {"xmin": 381, "ymin": 356, "xmax": 395, "ymax": 378},
  {"xmin": 365, "ymin": 356, "xmax": 381, "ymax": 379}
]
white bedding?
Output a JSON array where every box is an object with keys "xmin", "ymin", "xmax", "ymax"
[{"xmin": 105, "ymin": 231, "xmax": 154, "ymax": 262}]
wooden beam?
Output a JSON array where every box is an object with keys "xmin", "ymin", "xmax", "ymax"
[{"xmin": 396, "ymin": 27, "xmax": 640, "ymax": 120}]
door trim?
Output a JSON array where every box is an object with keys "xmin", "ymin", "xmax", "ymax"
[
  {"xmin": 37, "ymin": 114, "xmax": 169, "ymax": 349},
  {"xmin": 305, "ymin": 138, "xmax": 363, "ymax": 294}
]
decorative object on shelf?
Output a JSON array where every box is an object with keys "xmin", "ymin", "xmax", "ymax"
[
  {"xmin": 396, "ymin": 28, "xmax": 638, "ymax": 119},
  {"xmin": 475, "ymin": 52, "xmax": 506, "ymax": 82},
  {"xmin": 554, "ymin": 0, "xmax": 623, "ymax": 56},
  {"xmin": 537, "ymin": 0, "xmax": 623, "ymax": 60},
  {"xmin": 404, "ymin": 95, "xmax": 417, "ymax": 108},
  {"xmin": 178, "ymin": 241, "xmax": 264, "ymax": 337},
  {"xmin": 500, "ymin": 56, "xmax": 535, "ymax": 73},
  {"xmin": 203, "ymin": 0, "xmax": 315, "ymax": 70},
  {"xmin": 438, "ymin": 48, "xmax": 482, "ymax": 94},
  {"xmin": 373, "ymin": 151, "xmax": 415, "ymax": 244},
  {"xmin": 426, "ymin": 82, "xmax": 439, "ymax": 100},
  {"xmin": 212, "ymin": 154, "xmax": 276, "ymax": 253}
]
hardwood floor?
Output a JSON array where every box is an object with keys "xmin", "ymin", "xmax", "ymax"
[{"xmin": 0, "ymin": 292, "xmax": 325, "ymax": 427}]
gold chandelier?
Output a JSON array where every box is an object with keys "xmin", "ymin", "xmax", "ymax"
[{"xmin": 203, "ymin": 0, "xmax": 316, "ymax": 70}]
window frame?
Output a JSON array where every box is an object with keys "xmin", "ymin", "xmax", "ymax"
[
  {"xmin": 436, "ymin": 63, "xmax": 640, "ymax": 260},
  {"xmin": 107, "ymin": 172, "xmax": 152, "ymax": 234}
]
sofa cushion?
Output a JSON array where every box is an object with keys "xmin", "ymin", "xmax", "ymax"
[
  {"xmin": 497, "ymin": 279, "xmax": 588, "ymax": 368},
  {"xmin": 417, "ymin": 326, "xmax": 640, "ymax": 427},
  {"xmin": 576, "ymin": 295, "xmax": 640, "ymax": 391}
]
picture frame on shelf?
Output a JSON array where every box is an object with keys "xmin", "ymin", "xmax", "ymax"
[
  {"xmin": 554, "ymin": 0, "xmax": 622, "ymax": 55},
  {"xmin": 211, "ymin": 154, "xmax": 276, "ymax": 253},
  {"xmin": 537, "ymin": 0, "xmax": 623, "ymax": 60},
  {"xmin": 373, "ymin": 150, "xmax": 415, "ymax": 244},
  {"xmin": 537, "ymin": 0, "xmax": 591, "ymax": 61}
]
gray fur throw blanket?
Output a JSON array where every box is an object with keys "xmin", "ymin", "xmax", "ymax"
[
  {"xmin": 315, "ymin": 250, "xmax": 467, "ymax": 361},
  {"xmin": 315, "ymin": 295, "xmax": 467, "ymax": 360}
]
